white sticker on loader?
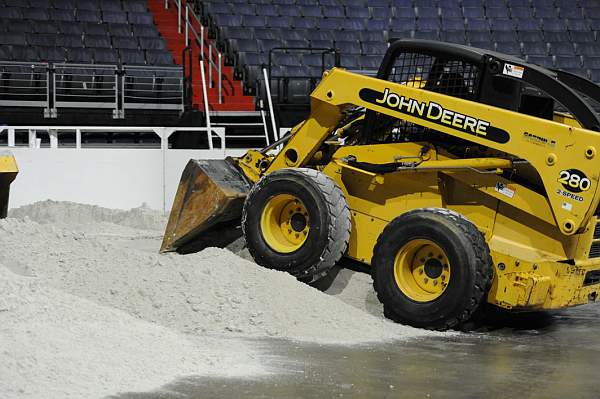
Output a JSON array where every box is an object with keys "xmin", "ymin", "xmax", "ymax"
[
  {"xmin": 503, "ymin": 63, "xmax": 524, "ymax": 79},
  {"xmin": 562, "ymin": 201, "xmax": 573, "ymax": 212},
  {"xmin": 495, "ymin": 182, "xmax": 515, "ymax": 198}
]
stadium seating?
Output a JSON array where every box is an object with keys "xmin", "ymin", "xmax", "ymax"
[
  {"xmin": 0, "ymin": 0, "xmax": 171, "ymax": 66},
  {"xmin": 195, "ymin": 0, "xmax": 600, "ymax": 106}
]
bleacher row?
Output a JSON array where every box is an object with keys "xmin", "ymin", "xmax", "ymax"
[
  {"xmin": 0, "ymin": 0, "xmax": 174, "ymax": 66},
  {"xmin": 196, "ymin": 0, "xmax": 600, "ymax": 92}
]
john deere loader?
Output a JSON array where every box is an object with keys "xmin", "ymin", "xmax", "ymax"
[
  {"xmin": 0, "ymin": 150, "xmax": 17, "ymax": 218},
  {"xmin": 162, "ymin": 40, "xmax": 600, "ymax": 330}
]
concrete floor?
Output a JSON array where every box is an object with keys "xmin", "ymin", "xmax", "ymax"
[{"xmin": 112, "ymin": 301, "xmax": 600, "ymax": 399}]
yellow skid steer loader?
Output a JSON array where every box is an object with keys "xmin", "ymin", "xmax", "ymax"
[
  {"xmin": 0, "ymin": 150, "xmax": 17, "ymax": 218},
  {"xmin": 162, "ymin": 40, "xmax": 600, "ymax": 330}
]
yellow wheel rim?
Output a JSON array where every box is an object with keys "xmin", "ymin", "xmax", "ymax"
[
  {"xmin": 394, "ymin": 239, "xmax": 451, "ymax": 302},
  {"xmin": 260, "ymin": 194, "xmax": 310, "ymax": 253}
]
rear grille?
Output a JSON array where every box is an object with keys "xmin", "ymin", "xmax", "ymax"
[
  {"xmin": 590, "ymin": 242, "xmax": 600, "ymax": 258},
  {"xmin": 595, "ymin": 223, "xmax": 600, "ymax": 239},
  {"xmin": 584, "ymin": 270, "xmax": 600, "ymax": 286}
]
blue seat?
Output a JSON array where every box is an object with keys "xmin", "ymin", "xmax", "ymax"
[
  {"xmin": 38, "ymin": 46, "xmax": 66, "ymax": 62},
  {"xmin": 27, "ymin": 33, "xmax": 56, "ymax": 47},
  {"xmin": 66, "ymin": 48, "xmax": 94, "ymax": 63},
  {"xmin": 84, "ymin": 23, "xmax": 109, "ymax": 36},
  {"xmin": 577, "ymin": 43, "xmax": 600, "ymax": 56},
  {"xmin": 371, "ymin": 7, "xmax": 389, "ymax": 19},
  {"xmin": 278, "ymin": 6, "xmax": 301, "ymax": 17},
  {"xmin": 395, "ymin": 7, "xmax": 416, "ymax": 18},
  {"xmin": 35, "ymin": 21, "xmax": 59, "ymax": 34},
  {"xmin": 113, "ymin": 36, "xmax": 138, "ymax": 49},
  {"xmin": 518, "ymin": 31, "xmax": 543, "ymax": 42},
  {"xmin": 213, "ymin": 14, "xmax": 243, "ymax": 27},
  {"xmin": 332, "ymin": 30, "xmax": 360, "ymax": 42},
  {"xmin": 139, "ymin": 37, "xmax": 166, "ymax": 50},
  {"xmin": 145, "ymin": 50, "xmax": 173, "ymax": 66},
  {"xmin": 336, "ymin": 41, "xmax": 361, "ymax": 54},
  {"xmin": 440, "ymin": 31, "xmax": 466, "ymax": 43},
  {"xmin": 465, "ymin": 18, "xmax": 489, "ymax": 31},
  {"xmin": 510, "ymin": 7, "xmax": 533, "ymax": 18},
  {"xmin": 417, "ymin": 7, "xmax": 439, "ymax": 18},
  {"xmin": 308, "ymin": 30, "xmax": 334, "ymax": 41},
  {"xmin": 128, "ymin": 12, "xmax": 154, "ymax": 25},
  {"xmin": 417, "ymin": 18, "xmax": 440, "ymax": 30},
  {"xmin": 535, "ymin": 7, "xmax": 559, "ymax": 18},
  {"xmin": 50, "ymin": 9, "xmax": 75, "ymax": 22},
  {"xmin": 544, "ymin": 31, "xmax": 570, "ymax": 42},
  {"xmin": 340, "ymin": 54, "xmax": 360, "ymax": 69},
  {"xmin": 346, "ymin": 7, "xmax": 369, "ymax": 18},
  {"xmin": 266, "ymin": 16, "xmax": 292, "ymax": 28},
  {"xmin": 584, "ymin": 56, "xmax": 600, "ymax": 69},
  {"xmin": 360, "ymin": 55, "xmax": 381, "ymax": 70},
  {"xmin": 255, "ymin": 4, "xmax": 278, "ymax": 17},
  {"xmin": 323, "ymin": 8, "xmax": 345, "ymax": 18},
  {"xmin": 206, "ymin": 3, "xmax": 231, "ymax": 14},
  {"xmin": 76, "ymin": 10, "xmax": 102, "ymax": 23},
  {"xmin": 58, "ymin": 21, "xmax": 85, "ymax": 35},
  {"xmin": 439, "ymin": 7, "xmax": 462, "ymax": 18},
  {"xmin": 365, "ymin": 19, "xmax": 387, "ymax": 30},
  {"xmin": 93, "ymin": 48, "xmax": 119, "ymax": 64},
  {"xmin": 522, "ymin": 42, "xmax": 548, "ymax": 55},
  {"xmin": 100, "ymin": 0, "xmax": 122, "ymax": 11},
  {"xmin": 463, "ymin": 8, "xmax": 484, "ymax": 18},
  {"xmin": 108, "ymin": 23, "xmax": 131, "ymax": 37},
  {"xmin": 122, "ymin": 0, "xmax": 146, "ymax": 12},
  {"xmin": 224, "ymin": 26, "xmax": 254, "ymax": 39},
  {"xmin": 76, "ymin": 0, "xmax": 100, "ymax": 10},
  {"xmin": 492, "ymin": 30, "xmax": 517, "ymax": 43},
  {"xmin": 467, "ymin": 30, "xmax": 492, "ymax": 43},
  {"xmin": 440, "ymin": 18, "xmax": 464, "ymax": 30},
  {"xmin": 487, "ymin": 7, "xmax": 509, "ymax": 18},
  {"xmin": 283, "ymin": 38, "xmax": 309, "ymax": 48},
  {"xmin": 235, "ymin": 4, "xmax": 255, "ymax": 16},
  {"xmin": 58, "ymin": 34, "xmax": 84, "ymax": 48},
  {"xmin": 299, "ymin": 6, "xmax": 322, "ymax": 17},
  {"xmin": 119, "ymin": 49, "xmax": 145, "ymax": 65},
  {"xmin": 560, "ymin": 7, "xmax": 583, "ymax": 19},
  {"xmin": 0, "ymin": 32, "xmax": 27, "ymax": 45},
  {"xmin": 567, "ymin": 19, "xmax": 590, "ymax": 31},
  {"xmin": 53, "ymin": 0, "xmax": 75, "ymax": 9},
  {"xmin": 132, "ymin": 24, "xmax": 159, "ymax": 37},
  {"xmin": 280, "ymin": 29, "xmax": 307, "ymax": 41},
  {"xmin": 527, "ymin": 55, "xmax": 553, "ymax": 68},
  {"xmin": 361, "ymin": 41, "xmax": 388, "ymax": 55},
  {"xmin": 589, "ymin": 18, "xmax": 600, "ymax": 30},
  {"xmin": 550, "ymin": 42, "xmax": 576, "ymax": 56},
  {"xmin": 555, "ymin": 56, "xmax": 581, "ymax": 69},
  {"xmin": 292, "ymin": 17, "xmax": 317, "ymax": 29},
  {"xmin": 84, "ymin": 35, "xmax": 111, "ymax": 48},
  {"xmin": 489, "ymin": 18, "xmax": 517, "ymax": 31},
  {"xmin": 361, "ymin": 31, "xmax": 385, "ymax": 41},
  {"xmin": 310, "ymin": 39, "xmax": 334, "ymax": 48},
  {"xmin": 496, "ymin": 42, "xmax": 522, "ymax": 56},
  {"xmin": 571, "ymin": 31, "xmax": 596, "ymax": 42},
  {"xmin": 23, "ymin": 8, "xmax": 49, "ymax": 21},
  {"xmin": 103, "ymin": 11, "xmax": 128, "ymax": 24},
  {"xmin": 413, "ymin": 30, "xmax": 440, "ymax": 40},
  {"xmin": 541, "ymin": 18, "xmax": 567, "ymax": 31},
  {"xmin": 515, "ymin": 18, "xmax": 540, "ymax": 30}
]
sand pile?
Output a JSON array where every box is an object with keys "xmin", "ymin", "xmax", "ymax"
[
  {"xmin": 2, "ymin": 201, "xmax": 435, "ymax": 398},
  {"xmin": 9, "ymin": 200, "xmax": 167, "ymax": 231},
  {"xmin": 0, "ymin": 267, "xmax": 261, "ymax": 399},
  {"xmin": 0, "ymin": 216, "xmax": 427, "ymax": 344}
]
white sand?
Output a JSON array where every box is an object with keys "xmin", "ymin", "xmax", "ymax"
[{"xmin": 1, "ymin": 201, "xmax": 437, "ymax": 398}]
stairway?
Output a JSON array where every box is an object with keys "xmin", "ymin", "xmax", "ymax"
[{"xmin": 146, "ymin": 0, "xmax": 255, "ymax": 111}]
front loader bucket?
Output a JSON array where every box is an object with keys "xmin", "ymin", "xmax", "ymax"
[
  {"xmin": 0, "ymin": 150, "xmax": 18, "ymax": 219},
  {"xmin": 160, "ymin": 158, "xmax": 251, "ymax": 253}
]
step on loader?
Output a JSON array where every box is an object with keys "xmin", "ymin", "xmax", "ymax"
[{"xmin": 162, "ymin": 39, "xmax": 600, "ymax": 330}]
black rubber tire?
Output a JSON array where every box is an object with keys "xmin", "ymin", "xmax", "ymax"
[
  {"xmin": 372, "ymin": 208, "xmax": 493, "ymax": 331},
  {"xmin": 242, "ymin": 168, "xmax": 351, "ymax": 282}
]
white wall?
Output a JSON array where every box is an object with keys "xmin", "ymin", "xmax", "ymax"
[{"xmin": 8, "ymin": 147, "xmax": 247, "ymax": 212}]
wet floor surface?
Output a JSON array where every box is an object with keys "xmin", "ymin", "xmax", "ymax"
[{"xmin": 113, "ymin": 304, "xmax": 600, "ymax": 399}]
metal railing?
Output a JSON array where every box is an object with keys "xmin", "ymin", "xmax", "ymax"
[
  {"xmin": 0, "ymin": 61, "xmax": 184, "ymax": 118},
  {"xmin": 0, "ymin": 125, "xmax": 228, "ymax": 152},
  {"xmin": 166, "ymin": 0, "xmax": 224, "ymax": 104},
  {"xmin": 0, "ymin": 61, "xmax": 50, "ymax": 113}
]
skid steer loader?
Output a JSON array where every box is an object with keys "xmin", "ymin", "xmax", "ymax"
[
  {"xmin": 0, "ymin": 150, "xmax": 17, "ymax": 218},
  {"xmin": 162, "ymin": 39, "xmax": 600, "ymax": 330}
]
